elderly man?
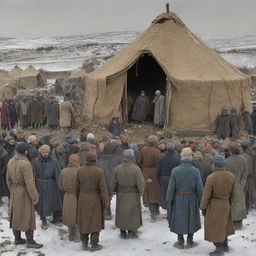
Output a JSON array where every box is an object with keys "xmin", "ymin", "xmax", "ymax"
[
  {"xmin": 32, "ymin": 144, "xmax": 62, "ymax": 229},
  {"xmin": 7, "ymin": 143, "xmax": 43, "ymax": 248},
  {"xmin": 27, "ymin": 135, "xmax": 39, "ymax": 162},
  {"xmin": 166, "ymin": 147, "xmax": 203, "ymax": 249},
  {"xmin": 201, "ymin": 154, "xmax": 235, "ymax": 256},
  {"xmin": 60, "ymin": 154, "xmax": 80, "ymax": 242},
  {"xmin": 224, "ymin": 142, "xmax": 248, "ymax": 230},
  {"xmin": 140, "ymin": 135, "xmax": 161, "ymax": 220},
  {"xmin": 156, "ymin": 141, "xmax": 180, "ymax": 213},
  {"xmin": 113, "ymin": 149, "xmax": 145, "ymax": 239},
  {"xmin": 153, "ymin": 90, "xmax": 165, "ymax": 128},
  {"xmin": 75, "ymin": 152, "xmax": 109, "ymax": 251}
]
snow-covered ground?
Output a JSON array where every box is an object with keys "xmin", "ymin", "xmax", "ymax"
[
  {"xmin": 1, "ymin": 196, "xmax": 256, "ymax": 256},
  {"xmin": 1, "ymin": 33, "xmax": 256, "ymax": 72}
]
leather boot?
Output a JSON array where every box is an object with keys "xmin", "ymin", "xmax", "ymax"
[
  {"xmin": 223, "ymin": 238, "xmax": 230, "ymax": 252},
  {"xmin": 90, "ymin": 232, "xmax": 103, "ymax": 252},
  {"xmin": 233, "ymin": 220, "xmax": 243, "ymax": 230},
  {"xmin": 80, "ymin": 233, "xmax": 89, "ymax": 251},
  {"xmin": 25, "ymin": 230, "xmax": 43, "ymax": 249},
  {"xmin": 174, "ymin": 235, "xmax": 184, "ymax": 249},
  {"xmin": 73, "ymin": 228, "xmax": 80, "ymax": 242},
  {"xmin": 68, "ymin": 227, "xmax": 75, "ymax": 241},
  {"xmin": 186, "ymin": 233, "xmax": 198, "ymax": 248},
  {"xmin": 41, "ymin": 216, "xmax": 48, "ymax": 230},
  {"xmin": 13, "ymin": 230, "xmax": 26, "ymax": 245},
  {"xmin": 210, "ymin": 243, "xmax": 224, "ymax": 256},
  {"xmin": 120, "ymin": 230, "xmax": 127, "ymax": 239},
  {"xmin": 127, "ymin": 230, "xmax": 138, "ymax": 239}
]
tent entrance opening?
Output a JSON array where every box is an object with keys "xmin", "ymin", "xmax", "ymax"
[{"xmin": 121, "ymin": 53, "xmax": 167, "ymax": 123}]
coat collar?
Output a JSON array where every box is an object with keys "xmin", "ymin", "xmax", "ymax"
[{"xmin": 13, "ymin": 153, "xmax": 29, "ymax": 161}]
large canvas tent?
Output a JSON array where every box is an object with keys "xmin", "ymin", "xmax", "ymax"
[
  {"xmin": 17, "ymin": 65, "xmax": 46, "ymax": 89},
  {"xmin": 0, "ymin": 70, "xmax": 15, "ymax": 87},
  {"xmin": 84, "ymin": 12, "xmax": 251, "ymax": 133},
  {"xmin": 9, "ymin": 66, "xmax": 23, "ymax": 79}
]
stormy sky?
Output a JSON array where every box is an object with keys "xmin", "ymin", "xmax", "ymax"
[{"xmin": 0, "ymin": 0, "xmax": 255, "ymax": 38}]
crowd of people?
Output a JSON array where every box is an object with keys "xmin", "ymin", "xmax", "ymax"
[{"xmin": 0, "ymin": 126, "xmax": 255, "ymax": 256}]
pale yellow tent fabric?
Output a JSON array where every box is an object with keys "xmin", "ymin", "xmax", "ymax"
[
  {"xmin": 9, "ymin": 66, "xmax": 23, "ymax": 78},
  {"xmin": 0, "ymin": 70, "xmax": 14, "ymax": 87},
  {"xmin": 17, "ymin": 65, "xmax": 45, "ymax": 89},
  {"xmin": 84, "ymin": 12, "xmax": 251, "ymax": 133}
]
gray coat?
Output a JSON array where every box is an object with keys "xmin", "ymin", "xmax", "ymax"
[
  {"xmin": 113, "ymin": 159, "xmax": 145, "ymax": 231},
  {"xmin": 225, "ymin": 154, "xmax": 248, "ymax": 221},
  {"xmin": 46, "ymin": 101, "xmax": 59, "ymax": 126},
  {"xmin": 166, "ymin": 161, "xmax": 203, "ymax": 235},
  {"xmin": 0, "ymin": 146, "xmax": 9, "ymax": 197},
  {"xmin": 153, "ymin": 95, "xmax": 165, "ymax": 126},
  {"xmin": 215, "ymin": 114, "xmax": 230, "ymax": 139},
  {"xmin": 132, "ymin": 95, "xmax": 150, "ymax": 122},
  {"xmin": 32, "ymin": 156, "xmax": 62, "ymax": 217}
]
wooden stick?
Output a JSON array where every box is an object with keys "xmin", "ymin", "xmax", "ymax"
[{"xmin": 166, "ymin": 3, "xmax": 170, "ymax": 13}]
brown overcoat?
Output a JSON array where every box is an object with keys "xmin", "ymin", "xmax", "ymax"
[
  {"xmin": 6, "ymin": 154, "xmax": 38, "ymax": 231},
  {"xmin": 113, "ymin": 159, "xmax": 145, "ymax": 231},
  {"xmin": 27, "ymin": 98, "xmax": 44, "ymax": 124},
  {"xmin": 59, "ymin": 101, "xmax": 76, "ymax": 128},
  {"xmin": 59, "ymin": 158, "xmax": 80, "ymax": 227},
  {"xmin": 75, "ymin": 163, "xmax": 109, "ymax": 234},
  {"xmin": 140, "ymin": 146, "xmax": 161, "ymax": 204},
  {"xmin": 200, "ymin": 167, "xmax": 235, "ymax": 243}
]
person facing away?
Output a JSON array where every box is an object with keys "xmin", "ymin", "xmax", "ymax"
[
  {"xmin": 153, "ymin": 90, "xmax": 165, "ymax": 128},
  {"xmin": 75, "ymin": 152, "xmax": 109, "ymax": 252},
  {"xmin": 46, "ymin": 96, "xmax": 59, "ymax": 131},
  {"xmin": 131, "ymin": 90, "xmax": 150, "ymax": 123},
  {"xmin": 229, "ymin": 108, "xmax": 240, "ymax": 139},
  {"xmin": 215, "ymin": 107, "xmax": 230, "ymax": 140},
  {"xmin": 59, "ymin": 154, "xmax": 80, "ymax": 242},
  {"xmin": 6, "ymin": 142, "xmax": 43, "ymax": 249},
  {"xmin": 240, "ymin": 105, "xmax": 253, "ymax": 136},
  {"xmin": 32, "ymin": 144, "xmax": 62, "ymax": 230},
  {"xmin": 166, "ymin": 147, "xmax": 203, "ymax": 250},
  {"xmin": 112, "ymin": 149, "xmax": 145, "ymax": 239},
  {"xmin": 200, "ymin": 154, "xmax": 235, "ymax": 256},
  {"xmin": 224, "ymin": 142, "xmax": 248, "ymax": 230}
]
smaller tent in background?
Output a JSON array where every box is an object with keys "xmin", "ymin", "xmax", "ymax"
[
  {"xmin": 17, "ymin": 65, "xmax": 46, "ymax": 89},
  {"xmin": 9, "ymin": 66, "xmax": 23, "ymax": 79}
]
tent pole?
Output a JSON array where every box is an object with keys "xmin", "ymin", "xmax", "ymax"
[{"xmin": 166, "ymin": 3, "xmax": 170, "ymax": 13}]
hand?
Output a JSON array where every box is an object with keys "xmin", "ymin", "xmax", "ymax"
[
  {"xmin": 146, "ymin": 178, "xmax": 152, "ymax": 183},
  {"xmin": 201, "ymin": 209, "xmax": 206, "ymax": 217},
  {"xmin": 33, "ymin": 197, "xmax": 39, "ymax": 205}
]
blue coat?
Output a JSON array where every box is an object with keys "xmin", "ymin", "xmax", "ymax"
[
  {"xmin": 166, "ymin": 161, "xmax": 203, "ymax": 235},
  {"xmin": 32, "ymin": 156, "xmax": 62, "ymax": 217}
]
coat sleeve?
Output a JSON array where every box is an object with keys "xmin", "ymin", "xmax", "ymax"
[
  {"xmin": 200, "ymin": 176, "xmax": 213, "ymax": 210},
  {"xmin": 59, "ymin": 171, "xmax": 64, "ymax": 191},
  {"xmin": 240, "ymin": 157, "xmax": 248, "ymax": 189},
  {"xmin": 136, "ymin": 166, "xmax": 145, "ymax": 197},
  {"xmin": 156, "ymin": 158, "xmax": 162, "ymax": 183},
  {"xmin": 166, "ymin": 170, "xmax": 176, "ymax": 204},
  {"xmin": 6, "ymin": 163, "xmax": 12, "ymax": 190},
  {"xmin": 54, "ymin": 160, "xmax": 61, "ymax": 188},
  {"xmin": 112, "ymin": 167, "xmax": 118, "ymax": 193},
  {"xmin": 99, "ymin": 170, "xmax": 110, "ymax": 209},
  {"xmin": 195, "ymin": 169, "xmax": 204, "ymax": 203},
  {"xmin": 22, "ymin": 162, "xmax": 39, "ymax": 204}
]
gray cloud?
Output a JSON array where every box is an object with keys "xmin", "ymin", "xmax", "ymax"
[{"xmin": 0, "ymin": 0, "xmax": 255, "ymax": 38}]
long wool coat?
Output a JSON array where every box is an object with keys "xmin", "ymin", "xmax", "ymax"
[
  {"xmin": 132, "ymin": 95, "xmax": 150, "ymax": 122},
  {"xmin": 200, "ymin": 168, "xmax": 235, "ymax": 243},
  {"xmin": 75, "ymin": 163, "xmax": 109, "ymax": 234},
  {"xmin": 0, "ymin": 103, "xmax": 10, "ymax": 125},
  {"xmin": 113, "ymin": 159, "xmax": 145, "ymax": 231},
  {"xmin": 8, "ymin": 103, "xmax": 18, "ymax": 125},
  {"xmin": 59, "ymin": 161, "xmax": 80, "ymax": 227},
  {"xmin": 156, "ymin": 151, "xmax": 180, "ymax": 209},
  {"xmin": 27, "ymin": 99, "xmax": 44, "ymax": 124},
  {"xmin": 240, "ymin": 111, "xmax": 253, "ymax": 135},
  {"xmin": 46, "ymin": 101, "xmax": 59, "ymax": 126},
  {"xmin": 32, "ymin": 156, "xmax": 62, "ymax": 217},
  {"xmin": 166, "ymin": 161, "xmax": 203, "ymax": 235},
  {"xmin": 215, "ymin": 114, "xmax": 230, "ymax": 139},
  {"xmin": 6, "ymin": 154, "xmax": 38, "ymax": 231},
  {"xmin": 225, "ymin": 154, "xmax": 248, "ymax": 221},
  {"xmin": 192, "ymin": 158, "xmax": 212, "ymax": 186},
  {"xmin": 59, "ymin": 101, "xmax": 76, "ymax": 128},
  {"xmin": 0, "ymin": 146, "xmax": 9, "ymax": 198},
  {"xmin": 230, "ymin": 113, "xmax": 240, "ymax": 138},
  {"xmin": 153, "ymin": 95, "xmax": 165, "ymax": 126},
  {"xmin": 140, "ymin": 146, "xmax": 161, "ymax": 204}
]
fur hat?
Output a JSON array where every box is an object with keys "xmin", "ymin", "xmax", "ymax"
[
  {"xmin": 86, "ymin": 152, "xmax": 97, "ymax": 162},
  {"xmin": 123, "ymin": 149, "xmax": 135, "ymax": 162},
  {"xmin": 39, "ymin": 144, "xmax": 51, "ymax": 153},
  {"xmin": 180, "ymin": 147, "xmax": 193, "ymax": 157},
  {"xmin": 213, "ymin": 154, "xmax": 225, "ymax": 167},
  {"xmin": 87, "ymin": 133, "xmax": 95, "ymax": 140},
  {"xmin": 27, "ymin": 135, "xmax": 37, "ymax": 144},
  {"xmin": 166, "ymin": 141, "xmax": 175, "ymax": 151},
  {"xmin": 16, "ymin": 142, "xmax": 29, "ymax": 154}
]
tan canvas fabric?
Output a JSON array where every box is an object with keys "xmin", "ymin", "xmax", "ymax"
[
  {"xmin": 84, "ymin": 12, "xmax": 251, "ymax": 132},
  {"xmin": 9, "ymin": 66, "xmax": 23, "ymax": 78},
  {"xmin": 0, "ymin": 70, "xmax": 14, "ymax": 86}
]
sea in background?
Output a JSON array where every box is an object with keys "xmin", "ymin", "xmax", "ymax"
[{"xmin": 0, "ymin": 32, "xmax": 256, "ymax": 71}]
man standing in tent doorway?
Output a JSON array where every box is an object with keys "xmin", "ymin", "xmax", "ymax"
[
  {"xmin": 153, "ymin": 90, "xmax": 165, "ymax": 128},
  {"xmin": 131, "ymin": 90, "xmax": 150, "ymax": 123}
]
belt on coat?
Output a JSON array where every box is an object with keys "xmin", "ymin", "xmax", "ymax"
[
  {"xmin": 177, "ymin": 191, "xmax": 195, "ymax": 194},
  {"xmin": 80, "ymin": 189, "xmax": 99, "ymax": 194},
  {"xmin": 12, "ymin": 183, "xmax": 25, "ymax": 187},
  {"xmin": 212, "ymin": 195, "xmax": 230, "ymax": 200},
  {"xmin": 36, "ymin": 178, "xmax": 53, "ymax": 182},
  {"xmin": 117, "ymin": 187, "xmax": 138, "ymax": 193}
]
